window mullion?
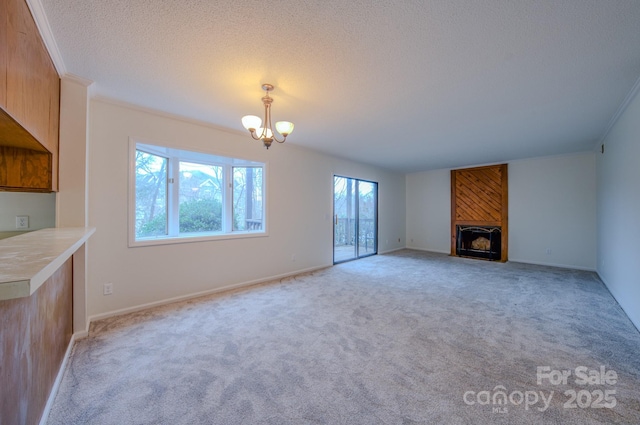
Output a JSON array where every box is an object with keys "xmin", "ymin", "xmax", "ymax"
[
  {"xmin": 167, "ymin": 157, "xmax": 180, "ymax": 236},
  {"xmin": 224, "ymin": 165, "xmax": 233, "ymax": 233}
]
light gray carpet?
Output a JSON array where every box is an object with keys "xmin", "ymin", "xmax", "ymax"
[{"xmin": 47, "ymin": 250, "xmax": 640, "ymax": 424}]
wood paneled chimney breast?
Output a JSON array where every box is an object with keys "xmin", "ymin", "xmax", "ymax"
[{"xmin": 451, "ymin": 164, "xmax": 508, "ymax": 262}]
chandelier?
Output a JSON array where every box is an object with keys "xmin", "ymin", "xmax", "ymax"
[{"xmin": 241, "ymin": 84, "xmax": 294, "ymax": 149}]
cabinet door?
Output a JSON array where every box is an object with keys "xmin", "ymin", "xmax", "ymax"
[
  {"xmin": 5, "ymin": 0, "xmax": 59, "ymax": 154},
  {"xmin": 0, "ymin": 0, "xmax": 7, "ymax": 108},
  {"xmin": 7, "ymin": 0, "xmax": 48, "ymax": 144}
]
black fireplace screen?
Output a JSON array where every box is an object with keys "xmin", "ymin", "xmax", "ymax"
[{"xmin": 456, "ymin": 226, "xmax": 501, "ymax": 261}]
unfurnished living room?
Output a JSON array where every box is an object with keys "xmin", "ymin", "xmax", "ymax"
[{"xmin": 1, "ymin": 1, "xmax": 640, "ymax": 424}]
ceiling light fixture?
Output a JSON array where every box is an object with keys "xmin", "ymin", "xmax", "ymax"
[{"xmin": 241, "ymin": 83, "xmax": 294, "ymax": 149}]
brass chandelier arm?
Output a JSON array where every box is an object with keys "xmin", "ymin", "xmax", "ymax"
[
  {"xmin": 266, "ymin": 101, "xmax": 285, "ymax": 143},
  {"xmin": 248, "ymin": 130, "xmax": 262, "ymax": 141}
]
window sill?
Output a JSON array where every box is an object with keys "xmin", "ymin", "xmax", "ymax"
[{"xmin": 129, "ymin": 230, "xmax": 268, "ymax": 248}]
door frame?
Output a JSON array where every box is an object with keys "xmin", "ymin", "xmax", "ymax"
[{"xmin": 333, "ymin": 175, "xmax": 378, "ymax": 264}]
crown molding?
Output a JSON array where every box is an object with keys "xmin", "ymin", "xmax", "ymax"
[
  {"xmin": 61, "ymin": 74, "xmax": 96, "ymax": 99},
  {"xmin": 598, "ymin": 73, "xmax": 640, "ymax": 145},
  {"xmin": 26, "ymin": 0, "xmax": 66, "ymax": 75},
  {"xmin": 92, "ymin": 95, "xmax": 247, "ymax": 137},
  {"xmin": 61, "ymin": 73, "xmax": 94, "ymax": 88}
]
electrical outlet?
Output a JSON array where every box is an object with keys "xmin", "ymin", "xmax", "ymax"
[
  {"xmin": 16, "ymin": 216, "xmax": 29, "ymax": 229},
  {"xmin": 545, "ymin": 248, "xmax": 552, "ymax": 255},
  {"xmin": 103, "ymin": 283, "xmax": 113, "ymax": 295}
]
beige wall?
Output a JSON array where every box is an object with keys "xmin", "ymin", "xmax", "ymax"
[
  {"xmin": 56, "ymin": 75, "xmax": 93, "ymax": 334},
  {"xmin": 86, "ymin": 98, "xmax": 406, "ymax": 318},
  {"xmin": 597, "ymin": 83, "xmax": 640, "ymax": 330},
  {"xmin": 508, "ymin": 152, "xmax": 596, "ymax": 269},
  {"xmin": 0, "ymin": 192, "xmax": 56, "ymax": 232},
  {"xmin": 405, "ymin": 152, "xmax": 597, "ymax": 270},
  {"xmin": 56, "ymin": 75, "xmax": 91, "ymax": 228},
  {"xmin": 406, "ymin": 169, "xmax": 451, "ymax": 253}
]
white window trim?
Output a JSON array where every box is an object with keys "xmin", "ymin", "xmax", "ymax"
[{"xmin": 128, "ymin": 138, "xmax": 269, "ymax": 247}]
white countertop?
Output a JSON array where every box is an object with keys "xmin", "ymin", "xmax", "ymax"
[{"xmin": 0, "ymin": 227, "xmax": 95, "ymax": 300}]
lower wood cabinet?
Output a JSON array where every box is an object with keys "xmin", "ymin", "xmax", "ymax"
[{"xmin": 0, "ymin": 257, "xmax": 72, "ymax": 425}]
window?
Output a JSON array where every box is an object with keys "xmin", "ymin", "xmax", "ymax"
[{"xmin": 129, "ymin": 141, "xmax": 266, "ymax": 246}]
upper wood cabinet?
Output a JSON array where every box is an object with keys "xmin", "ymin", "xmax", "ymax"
[
  {"xmin": 0, "ymin": 0, "xmax": 60, "ymax": 192},
  {"xmin": 0, "ymin": 1, "xmax": 7, "ymax": 109}
]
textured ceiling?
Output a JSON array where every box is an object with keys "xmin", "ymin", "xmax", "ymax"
[{"xmin": 40, "ymin": 0, "xmax": 640, "ymax": 172}]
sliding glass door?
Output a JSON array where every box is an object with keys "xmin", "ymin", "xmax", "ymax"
[{"xmin": 333, "ymin": 176, "xmax": 378, "ymax": 264}]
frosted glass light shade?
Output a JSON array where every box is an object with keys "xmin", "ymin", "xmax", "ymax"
[
  {"xmin": 275, "ymin": 121, "xmax": 294, "ymax": 136},
  {"xmin": 256, "ymin": 128, "xmax": 273, "ymax": 139},
  {"xmin": 242, "ymin": 115, "xmax": 262, "ymax": 130}
]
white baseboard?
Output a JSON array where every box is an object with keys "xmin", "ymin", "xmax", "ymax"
[
  {"xmin": 39, "ymin": 334, "xmax": 76, "ymax": 425},
  {"xmin": 597, "ymin": 272, "xmax": 640, "ymax": 333},
  {"xmin": 405, "ymin": 250, "xmax": 597, "ymax": 271},
  {"xmin": 88, "ymin": 264, "xmax": 332, "ymax": 324},
  {"xmin": 405, "ymin": 246, "xmax": 450, "ymax": 255},
  {"xmin": 378, "ymin": 247, "xmax": 406, "ymax": 254},
  {"xmin": 73, "ymin": 329, "xmax": 90, "ymax": 340},
  {"xmin": 508, "ymin": 258, "xmax": 596, "ymax": 272}
]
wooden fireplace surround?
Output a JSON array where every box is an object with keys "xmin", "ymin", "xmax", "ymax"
[{"xmin": 451, "ymin": 164, "xmax": 508, "ymax": 262}]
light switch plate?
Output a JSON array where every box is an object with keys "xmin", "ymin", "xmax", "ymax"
[{"xmin": 16, "ymin": 216, "xmax": 29, "ymax": 229}]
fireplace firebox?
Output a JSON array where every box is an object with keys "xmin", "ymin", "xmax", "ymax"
[{"xmin": 456, "ymin": 226, "xmax": 501, "ymax": 261}]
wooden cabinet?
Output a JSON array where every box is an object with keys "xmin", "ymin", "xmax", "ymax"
[
  {"xmin": 0, "ymin": 0, "xmax": 61, "ymax": 192},
  {"xmin": 0, "ymin": 257, "xmax": 72, "ymax": 425},
  {"xmin": 0, "ymin": 145, "xmax": 51, "ymax": 191},
  {"xmin": 0, "ymin": 0, "xmax": 7, "ymax": 108}
]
